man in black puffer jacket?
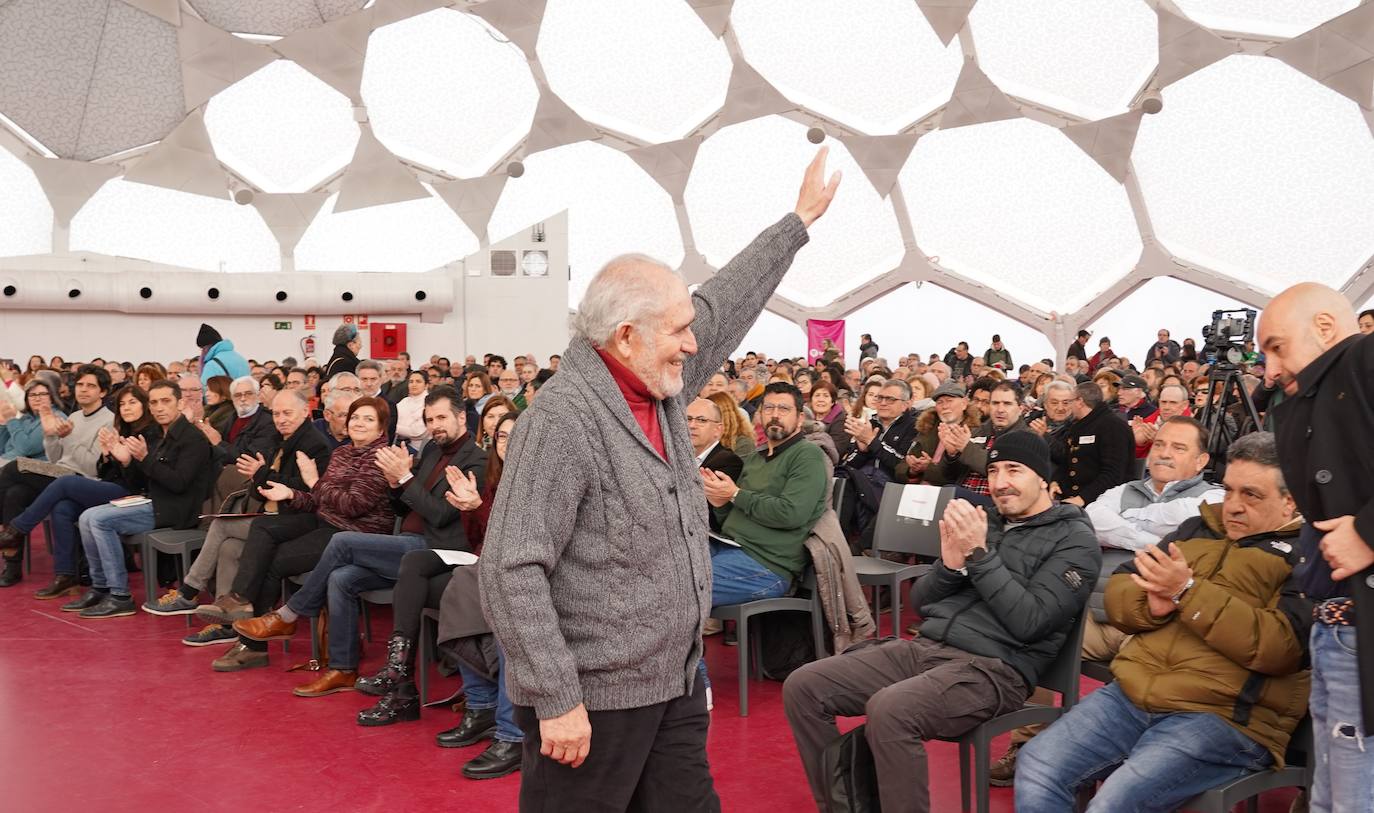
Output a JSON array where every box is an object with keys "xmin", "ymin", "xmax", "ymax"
[{"xmin": 783, "ymin": 431, "xmax": 1100, "ymax": 813}]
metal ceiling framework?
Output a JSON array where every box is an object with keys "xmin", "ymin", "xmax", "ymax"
[{"xmin": 0, "ymin": 0, "xmax": 1372, "ymax": 359}]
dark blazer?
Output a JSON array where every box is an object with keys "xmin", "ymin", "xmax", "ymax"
[
  {"xmin": 1274, "ymin": 332, "xmax": 1374, "ymax": 724},
  {"xmin": 394, "ymin": 433, "xmax": 488, "ymax": 551},
  {"xmin": 213, "ymin": 407, "xmax": 276, "ymax": 467},
  {"xmin": 246, "ymin": 421, "xmax": 333, "ymax": 513},
  {"xmin": 132, "ymin": 416, "xmax": 214, "ymax": 529},
  {"xmin": 1050, "ymin": 403, "xmax": 1133, "ymax": 505},
  {"xmin": 700, "ymin": 442, "xmax": 744, "ymax": 482}
]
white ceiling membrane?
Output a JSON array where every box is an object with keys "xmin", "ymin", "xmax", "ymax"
[
  {"xmin": 1170, "ymin": 0, "xmax": 1359, "ymax": 39},
  {"xmin": 899, "ymin": 118, "xmax": 1143, "ymax": 314},
  {"xmin": 968, "ymin": 0, "xmax": 1157, "ymax": 121},
  {"xmin": 360, "ymin": 8, "xmax": 540, "ymax": 178},
  {"xmin": 0, "ymin": 0, "xmax": 184, "ymax": 160},
  {"xmin": 730, "ymin": 0, "xmax": 963, "ymax": 135},
  {"xmin": 1133, "ymin": 55, "xmax": 1374, "ymax": 294},
  {"xmin": 1084, "ymin": 276, "xmax": 1258, "ymax": 362},
  {"xmin": 295, "ymin": 186, "xmax": 479, "ymax": 273},
  {"xmin": 488, "ymin": 141, "xmax": 685, "ymax": 307},
  {"xmin": 0, "ymin": 144, "xmax": 53, "ymax": 258},
  {"xmin": 187, "ymin": 0, "xmax": 366, "ymax": 36},
  {"xmin": 204, "ymin": 60, "xmax": 360, "ymax": 193},
  {"xmin": 537, "ymin": 0, "xmax": 731, "ymax": 144},
  {"xmin": 685, "ymin": 116, "xmax": 905, "ymax": 308},
  {"xmin": 70, "ymin": 178, "xmax": 280, "ymax": 272}
]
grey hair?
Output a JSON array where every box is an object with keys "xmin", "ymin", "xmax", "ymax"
[
  {"xmin": 326, "ymin": 391, "xmax": 358, "ymax": 412},
  {"xmin": 231, "ymin": 375, "xmax": 259, "ymax": 394},
  {"xmin": 356, "ymin": 359, "xmax": 383, "ymax": 375},
  {"xmin": 273, "ymin": 388, "xmax": 310, "ymax": 409},
  {"xmin": 329, "ymin": 372, "xmax": 360, "ymax": 388},
  {"xmin": 1044, "ymin": 380, "xmax": 1076, "ymax": 398},
  {"xmin": 880, "ymin": 378, "xmax": 912, "ymax": 400},
  {"xmin": 1227, "ymin": 431, "xmax": 1288, "ymax": 495},
  {"xmin": 571, "ymin": 253, "xmax": 678, "ymax": 345},
  {"xmin": 1159, "ymin": 384, "xmax": 1189, "ymax": 402}
]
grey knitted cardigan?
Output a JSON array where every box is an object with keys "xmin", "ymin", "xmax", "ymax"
[{"xmin": 480, "ymin": 213, "xmax": 810, "ymax": 717}]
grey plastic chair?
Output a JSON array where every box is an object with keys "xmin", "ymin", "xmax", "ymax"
[
  {"xmin": 830, "ymin": 477, "xmax": 846, "ymax": 513},
  {"xmin": 709, "ymin": 568, "xmax": 826, "ymax": 718},
  {"xmin": 852, "ymin": 484, "xmax": 953, "ymax": 638},
  {"xmin": 419, "ymin": 607, "xmax": 440, "ymax": 705},
  {"xmin": 126, "ymin": 527, "xmax": 207, "ymax": 625},
  {"xmin": 944, "ymin": 610, "xmax": 1089, "ymax": 813}
]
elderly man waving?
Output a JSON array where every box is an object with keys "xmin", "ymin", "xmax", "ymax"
[{"xmin": 480, "ymin": 149, "xmax": 840, "ymax": 811}]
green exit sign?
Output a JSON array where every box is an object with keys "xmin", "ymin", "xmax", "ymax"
[{"xmin": 274, "ymin": 321, "xmax": 292, "ymax": 330}]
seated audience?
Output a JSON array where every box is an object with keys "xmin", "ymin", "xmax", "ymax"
[
  {"xmin": 808, "ymin": 381, "xmax": 847, "ymax": 453},
  {"xmin": 461, "ymin": 372, "xmax": 495, "ymax": 431},
  {"xmin": 932, "ymin": 381, "xmax": 1028, "ymax": 498},
  {"xmin": 904, "ymin": 380, "xmax": 980, "ymax": 485},
  {"xmin": 59, "ymin": 380, "xmax": 212, "ymax": 618},
  {"xmin": 1014, "ymin": 432, "xmax": 1309, "ymax": 812},
  {"xmin": 0, "ymin": 379, "xmax": 61, "ymax": 465},
  {"xmin": 394, "ymin": 370, "xmax": 430, "ymax": 450},
  {"xmin": 203, "ymin": 375, "xmax": 234, "ymax": 435},
  {"xmin": 475, "ymin": 396, "xmax": 516, "ymax": 451},
  {"xmin": 1115, "ymin": 374, "xmax": 1155, "ymax": 421},
  {"xmin": 314, "ymin": 389, "xmax": 359, "ymax": 450},
  {"xmin": 783, "ymin": 431, "xmax": 1100, "ymax": 813},
  {"xmin": 233, "ymin": 387, "xmax": 484, "ymax": 696},
  {"xmin": 1129, "ymin": 383, "xmax": 1191, "ymax": 458},
  {"xmin": 357, "ymin": 411, "xmax": 518, "ymax": 780},
  {"xmin": 202, "ymin": 397, "xmax": 395, "ymax": 672},
  {"xmin": 1049, "ymin": 382, "xmax": 1134, "ymax": 507},
  {"xmin": 687, "ymin": 397, "xmax": 743, "ymax": 533},
  {"xmin": 0, "ymin": 364, "xmax": 114, "ymax": 585},
  {"xmin": 707, "ymin": 390, "xmax": 754, "ymax": 461}
]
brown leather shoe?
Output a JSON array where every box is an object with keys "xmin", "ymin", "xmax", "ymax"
[
  {"xmin": 196, "ymin": 593, "xmax": 254, "ymax": 623},
  {"xmin": 293, "ymin": 669, "xmax": 358, "ymax": 697},
  {"xmin": 212, "ymin": 642, "xmax": 270, "ymax": 672},
  {"xmin": 233, "ymin": 611, "xmax": 297, "ymax": 642}
]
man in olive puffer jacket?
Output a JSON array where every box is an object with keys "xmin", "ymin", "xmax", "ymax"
[{"xmin": 1016, "ymin": 431, "xmax": 1311, "ymax": 812}]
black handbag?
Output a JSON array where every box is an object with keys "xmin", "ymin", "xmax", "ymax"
[{"xmin": 821, "ymin": 723, "xmax": 881, "ymax": 813}]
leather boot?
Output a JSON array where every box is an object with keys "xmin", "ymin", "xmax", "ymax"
[
  {"xmin": 462, "ymin": 740, "xmax": 522, "ymax": 780},
  {"xmin": 356, "ymin": 632, "xmax": 414, "ymax": 696},
  {"xmin": 0, "ymin": 525, "xmax": 23, "ymax": 557},
  {"xmin": 357, "ymin": 680, "xmax": 421, "ymax": 727},
  {"xmin": 0, "ymin": 558, "xmax": 21, "ymax": 588},
  {"xmin": 437, "ymin": 707, "xmax": 497, "ymax": 748}
]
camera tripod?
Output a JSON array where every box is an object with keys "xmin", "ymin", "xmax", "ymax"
[{"xmin": 1198, "ymin": 365, "xmax": 1262, "ymax": 478}]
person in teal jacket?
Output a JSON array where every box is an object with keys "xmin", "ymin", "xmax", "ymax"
[
  {"xmin": 198, "ymin": 323, "xmax": 250, "ymax": 389},
  {"xmin": 0, "ymin": 380, "xmax": 65, "ymax": 464}
]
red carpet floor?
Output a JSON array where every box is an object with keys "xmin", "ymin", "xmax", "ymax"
[{"xmin": 0, "ymin": 540, "xmax": 1301, "ymax": 812}]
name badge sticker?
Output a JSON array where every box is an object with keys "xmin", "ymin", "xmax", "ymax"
[{"xmin": 1080, "ymin": 435, "xmax": 1096, "ymax": 444}]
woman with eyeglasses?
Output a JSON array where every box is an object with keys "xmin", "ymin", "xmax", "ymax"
[{"xmin": 0, "ymin": 379, "xmax": 63, "ymax": 465}]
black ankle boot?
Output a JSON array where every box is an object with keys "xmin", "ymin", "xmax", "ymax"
[
  {"xmin": 357, "ymin": 681, "xmax": 421, "ymax": 727},
  {"xmin": 0, "ymin": 558, "xmax": 22, "ymax": 588},
  {"xmin": 356, "ymin": 633, "xmax": 414, "ymax": 696}
]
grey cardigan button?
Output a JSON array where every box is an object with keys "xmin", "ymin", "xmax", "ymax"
[
  {"xmin": 1367, "ymin": 574, "xmax": 1374, "ymax": 589},
  {"xmin": 1315, "ymin": 470, "xmax": 1332, "ymax": 484}
]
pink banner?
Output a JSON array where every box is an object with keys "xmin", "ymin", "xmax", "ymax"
[{"xmin": 806, "ymin": 319, "xmax": 845, "ymax": 364}]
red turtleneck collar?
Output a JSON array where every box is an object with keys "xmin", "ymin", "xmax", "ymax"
[{"xmin": 595, "ymin": 347, "xmax": 665, "ymax": 459}]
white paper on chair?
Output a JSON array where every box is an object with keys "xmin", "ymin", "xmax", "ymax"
[
  {"xmin": 896, "ymin": 484, "xmax": 940, "ymax": 522},
  {"xmin": 434, "ymin": 550, "xmax": 479, "ymax": 567}
]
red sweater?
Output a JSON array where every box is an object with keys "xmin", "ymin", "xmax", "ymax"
[{"xmin": 595, "ymin": 347, "xmax": 665, "ymax": 459}]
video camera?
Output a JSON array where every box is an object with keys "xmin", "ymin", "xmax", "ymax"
[{"xmin": 1200, "ymin": 308, "xmax": 1256, "ymax": 367}]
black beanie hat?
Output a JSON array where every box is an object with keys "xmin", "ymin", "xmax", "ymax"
[
  {"xmin": 986, "ymin": 431, "xmax": 1052, "ymax": 484},
  {"xmin": 197, "ymin": 323, "xmax": 222, "ymax": 348}
]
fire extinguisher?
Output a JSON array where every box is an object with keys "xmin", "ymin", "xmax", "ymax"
[{"xmin": 301, "ymin": 335, "xmax": 316, "ymax": 359}]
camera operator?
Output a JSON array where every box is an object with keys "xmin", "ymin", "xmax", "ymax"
[{"xmin": 1260, "ymin": 282, "xmax": 1374, "ymax": 811}]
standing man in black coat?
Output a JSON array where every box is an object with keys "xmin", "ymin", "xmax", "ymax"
[
  {"xmin": 1261, "ymin": 282, "xmax": 1374, "ymax": 811},
  {"xmin": 1050, "ymin": 382, "xmax": 1133, "ymax": 507}
]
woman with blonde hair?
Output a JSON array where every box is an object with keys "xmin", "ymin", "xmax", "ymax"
[{"xmin": 706, "ymin": 390, "xmax": 753, "ymax": 460}]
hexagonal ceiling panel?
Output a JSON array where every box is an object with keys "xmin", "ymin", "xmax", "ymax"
[
  {"xmin": 187, "ymin": 0, "xmax": 366, "ymax": 37},
  {"xmin": 0, "ymin": 0, "xmax": 183, "ymax": 160},
  {"xmin": 899, "ymin": 118, "xmax": 1142, "ymax": 314},
  {"xmin": 537, "ymin": 0, "xmax": 731, "ymax": 144},
  {"xmin": 732, "ymin": 307, "xmax": 807, "ymax": 360},
  {"xmin": 968, "ymin": 0, "xmax": 1157, "ymax": 120},
  {"xmin": 295, "ymin": 187, "xmax": 479, "ymax": 272},
  {"xmin": 71, "ymin": 178, "xmax": 280, "ymax": 272},
  {"xmin": 0, "ymin": 144, "xmax": 53, "ymax": 258},
  {"xmin": 1170, "ymin": 0, "xmax": 1359, "ymax": 39},
  {"xmin": 205, "ymin": 60, "xmax": 360, "ymax": 193},
  {"xmin": 488, "ymin": 141, "xmax": 685, "ymax": 307},
  {"xmin": 731, "ymin": 0, "xmax": 962, "ymax": 135},
  {"xmin": 840, "ymin": 282, "xmax": 1055, "ymax": 366},
  {"xmin": 1133, "ymin": 55, "xmax": 1374, "ymax": 294},
  {"xmin": 686, "ymin": 116, "xmax": 905, "ymax": 308},
  {"xmin": 361, "ymin": 8, "xmax": 540, "ymax": 178}
]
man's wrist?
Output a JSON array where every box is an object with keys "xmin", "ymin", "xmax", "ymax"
[
  {"xmin": 1170, "ymin": 577, "xmax": 1195, "ymax": 605},
  {"xmin": 396, "ymin": 471, "xmax": 414, "ymax": 487}
]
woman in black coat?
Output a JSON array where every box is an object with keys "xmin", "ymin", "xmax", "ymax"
[{"xmin": 323, "ymin": 323, "xmax": 361, "ymax": 380}]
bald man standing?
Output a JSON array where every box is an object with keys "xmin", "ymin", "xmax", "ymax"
[{"xmin": 1261, "ymin": 282, "xmax": 1374, "ymax": 812}]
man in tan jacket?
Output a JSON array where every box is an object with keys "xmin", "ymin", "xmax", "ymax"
[{"xmin": 1014, "ymin": 432, "xmax": 1311, "ymax": 812}]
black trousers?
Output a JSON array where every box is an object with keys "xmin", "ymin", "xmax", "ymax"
[
  {"xmin": 0, "ymin": 465, "xmax": 54, "ymax": 563},
  {"xmin": 392, "ymin": 548, "xmax": 454, "ymax": 641},
  {"xmin": 231, "ymin": 513, "xmax": 341, "ymax": 615},
  {"xmin": 514, "ymin": 679, "xmax": 719, "ymax": 813}
]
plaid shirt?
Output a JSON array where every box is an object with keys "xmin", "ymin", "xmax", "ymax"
[{"xmin": 958, "ymin": 432, "xmax": 995, "ymax": 495}]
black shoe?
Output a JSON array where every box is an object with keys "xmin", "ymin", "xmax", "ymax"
[
  {"xmin": 0, "ymin": 559, "xmax": 21, "ymax": 588},
  {"xmin": 34, "ymin": 574, "xmax": 82, "ymax": 600},
  {"xmin": 357, "ymin": 681, "xmax": 421, "ymax": 727},
  {"xmin": 79, "ymin": 594, "xmax": 137, "ymax": 619},
  {"xmin": 0, "ymin": 525, "xmax": 22, "ymax": 555},
  {"xmin": 62, "ymin": 590, "xmax": 105, "ymax": 612},
  {"xmin": 462, "ymin": 740, "xmax": 522, "ymax": 780},
  {"xmin": 436, "ymin": 707, "xmax": 497, "ymax": 748},
  {"xmin": 356, "ymin": 633, "xmax": 415, "ymax": 697}
]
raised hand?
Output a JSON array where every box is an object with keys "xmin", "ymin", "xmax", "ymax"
[
  {"xmin": 443, "ymin": 466, "xmax": 483, "ymax": 510},
  {"xmin": 0, "ymin": 398, "xmax": 16, "ymax": 423},
  {"xmin": 97, "ymin": 426, "xmax": 118, "ymax": 454},
  {"xmin": 374, "ymin": 444, "xmax": 413, "ymax": 487},
  {"xmin": 938, "ymin": 422, "xmax": 972, "ymax": 454},
  {"xmin": 236, "ymin": 452, "xmax": 267, "ymax": 478},
  {"xmin": 124, "ymin": 434, "xmax": 149, "ymax": 461},
  {"xmin": 295, "ymin": 450, "xmax": 319, "ymax": 484},
  {"xmin": 1028, "ymin": 417, "xmax": 1049, "ymax": 436},
  {"xmin": 794, "ymin": 146, "xmax": 842, "ymax": 228},
  {"xmin": 110, "ymin": 437, "xmax": 134, "ymax": 465}
]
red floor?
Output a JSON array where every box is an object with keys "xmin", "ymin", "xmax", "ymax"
[{"xmin": 0, "ymin": 541, "xmax": 1301, "ymax": 812}]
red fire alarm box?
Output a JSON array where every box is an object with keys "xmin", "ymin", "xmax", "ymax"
[{"xmin": 370, "ymin": 322, "xmax": 407, "ymax": 359}]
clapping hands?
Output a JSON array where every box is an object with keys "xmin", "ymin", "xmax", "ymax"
[
  {"xmin": 938, "ymin": 499, "xmax": 988, "ymax": 571},
  {"xmin": 443, "ymin": 466, "xmax": 482, "ymax": 511}
]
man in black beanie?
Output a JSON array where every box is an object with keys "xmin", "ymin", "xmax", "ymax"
[{"xmin": 783, "ymin": 430, "xmax": 1101, "ymax": 813}]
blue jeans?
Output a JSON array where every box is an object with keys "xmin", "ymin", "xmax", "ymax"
[
  {"xmin": 78, "ymin": 501, "xmax": 156, "ymax": 596},
  {"xmin": 1015, "ymin": 681, "xmax": 1273, "ymax": 812},
  {"xmin": 699, "ymin": 542, "xmax": 791, "ymax": 689},
  {"xmin": 285, "ymin": 532, "xmax": 425, "ymax": 671},
  {"xmin": 1309, "ymin": 618, "xmax": 1374, "ymax": 813},
  {"xmin": 458, "ymin": 644, "xmax": 522, "ymax": 743},
  {"xmin": 12, "ymin": 477, "xmax": 128, "ymax": 576}
]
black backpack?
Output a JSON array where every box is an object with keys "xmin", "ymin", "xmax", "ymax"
[
  {"xmin": 821, "ymin": 724, "xmax": 881, "ymax": 813},
  {"xmin": 756, "ymin": 611, "xmax": 824, "ymax": 680}
]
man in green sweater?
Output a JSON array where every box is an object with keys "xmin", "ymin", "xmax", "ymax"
[{"xmin": 701, "ymin": 381, "xmax": 829, "ymax": 605}]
